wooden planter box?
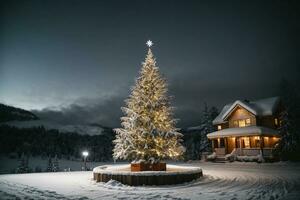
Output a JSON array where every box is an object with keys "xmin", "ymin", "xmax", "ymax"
[
  {"xmin": 93, "ymin": 169, "xmax": 203, "ymax": 186},
  {"xmin": 131, "ymin": 162, "xmax": 166, "ymax": 171}
]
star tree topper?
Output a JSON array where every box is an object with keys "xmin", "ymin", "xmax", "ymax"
[{"xmin": 146, "ymin": 40, "xmax": 153, "ymax": 47}]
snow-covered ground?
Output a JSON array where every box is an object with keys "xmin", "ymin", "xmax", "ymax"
[{"xmin": 0, "ymin": 162, "xmax": 300, "ymax": 200}]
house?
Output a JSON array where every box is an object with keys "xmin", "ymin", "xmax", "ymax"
[{"xmin": 207, "ymin": 97, "xmax": 282, "ymax": 159}]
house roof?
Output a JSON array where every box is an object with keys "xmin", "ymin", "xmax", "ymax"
[
  {"xmin": 207, "ymin": 126, "xmax": 279, "ymax": 139},
  {"xmin": 212, "ymin": 96, "xmax": 281, "ymax": 125}
]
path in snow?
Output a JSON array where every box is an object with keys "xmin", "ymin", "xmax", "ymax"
[{"xmin": 0, "ymin": 162, "xmax": 300, "ymax": 200}]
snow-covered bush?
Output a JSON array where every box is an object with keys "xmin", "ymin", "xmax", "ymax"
[
  {"xmin": 257, "ymin": 154, "xmax": 264, "ymax": 163},
  {"xmin": 236, "ymin": 155, "xmax": 264, "ymax": 163},
  {"xmin": 225, "ymin": 154, "xmax": 236, "ymax": 162},
  {"xmin": 206, "ymin": 152, "xmax": 216, "ymax": 161}
]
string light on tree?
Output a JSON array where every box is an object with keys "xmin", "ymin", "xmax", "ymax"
[{"xmin": 113, "ymin": 40, "xmax": 185, "ymax": 165}]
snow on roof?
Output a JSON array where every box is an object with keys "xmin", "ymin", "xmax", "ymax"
[
  {"xmin": 207, "ymin": 126, "xmax": 279, "ymax": 139},
  {"xmin": 212, "ymin": 97, "xmax": 280, "ymax": 125}
]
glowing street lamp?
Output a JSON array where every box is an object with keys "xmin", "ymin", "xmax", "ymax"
[{"xmin": 82, "ymin": 151, "xmax": 89, "ymax": 171}]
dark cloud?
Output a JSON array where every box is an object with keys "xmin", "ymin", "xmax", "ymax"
[
  {"xmin": 33, "ymin": 73, "xmax": 288, "ymax": 129},
  {"xmin": 33, "ymin": 95, "xmax": 124, "ymax": 127}
]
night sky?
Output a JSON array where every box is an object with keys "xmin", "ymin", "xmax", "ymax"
[{"xmin": 1, "ymin": 0, "xmax": 299, "ymax": 127}]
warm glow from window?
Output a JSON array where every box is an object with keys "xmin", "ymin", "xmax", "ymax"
[
  {"xmin": 218, "ymin": 125, "xmax": 222, "ymax": 130},
  {"xmin": 234, "ymin": 120, "xmax": 238, "ymax": 126},
  {"xmin": 243, "ymin": 137, "xmax": 250, "ymax": 148},
  {"xmin": 239, "ymin": 120, "xmax": 246, "ymax": 127},
  {"xmin": 275, "ymin": 118, "xmax": 278, "ymax": 126},
  {"xmin": 235, "ymin": 118, "xmax": 251, "ymax": 127},
  {"xmin": 253, "ymin": 136, "xmax": 260, "ymax": 147},
  {"xmin": 246, "ymin": 118, "xmax": 251, "ymax": 124}
]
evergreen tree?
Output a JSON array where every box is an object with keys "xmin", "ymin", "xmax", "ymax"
[
  {"xmin": 113, "ymin": 43, "xmax": 185, "ymax": 163},
  {"xmin": 16, "ymin": 153, "xmax": 29, "ymax": 173},
  {"xmin": 47, "ymin": 157, "xmax": 53, "ymax": 172},
  {"xmin": 182, "ymin": 104, "xmax": 219, "ymax": 160},
  {"xmin": 277, "ymin": 111, "xmax": 296, "ymax": 159},
  {"xmin": 209, "ymin": 106, "xmax": 219, "ymax": 122},
  {"xmin": 53, "ymin": 155, "xmax": 60, "ymax": 172},
  {"xmin": 200, "ymin": 103, "xmax": 218, "ymax": 152},
  {"xmin": 276, "ymin": 79, "xmax": 300, "ymax": 160}
]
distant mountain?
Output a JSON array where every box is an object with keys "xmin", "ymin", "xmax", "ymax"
[
  {"xmin": 0, "ymin": 103, "xmax": 38, "ymax": 122},
  {"xmin": 0, "ymin": 103, "xmax": 111, "ymax": 135},
  {"xmin": 3, "ymin": 120, "xmax": 111, "ymax": 136}
]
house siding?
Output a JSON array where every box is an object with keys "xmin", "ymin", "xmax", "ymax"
[
  {"xmin": 257, "ymin": 116, "xmax": 278, "ymax": 129},
  {"xmin": 227, "ymin": 106, "xmax": 256, "ymax": 128}
]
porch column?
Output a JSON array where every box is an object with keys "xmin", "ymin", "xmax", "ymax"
[
  {"xmin": 224, "ymin": 138, "xmax": 228, "ymax": 154},
  {"xmin": 260, "ymin": 136, "xmax": 264, "ymax": 157},
  {"xmin": 211, "ymin": 140, "xmax": 215, "ymax": 150},
  {"xmin": 239, "ymin": 137, "xmax": 243, "ymax": 155},
  {"xmin": 249, "ymin": 136, "xmax": 252, "ymax": 148}
]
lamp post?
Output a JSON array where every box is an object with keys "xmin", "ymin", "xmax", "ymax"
[{"xmin": 82, "ymin": 151, "xmax": 89, "ymax": 171}]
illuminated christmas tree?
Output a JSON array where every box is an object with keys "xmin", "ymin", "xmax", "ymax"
[{"xmin": 113, "ymin": 41, "xmax": 185, "ymax": 164}]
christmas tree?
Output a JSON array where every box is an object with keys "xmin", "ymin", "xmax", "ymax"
[{"xmin": 113, "ymin": 41, "xmax": 185, "ymax": 164}]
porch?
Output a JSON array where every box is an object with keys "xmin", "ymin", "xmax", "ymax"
[
  {"xmin": 211, "ymin": 136, "xmax": 279, "ymax": 157},
  {"xmin": 207, "ymin": 126, "xmax": 280, "ymax": 158}
]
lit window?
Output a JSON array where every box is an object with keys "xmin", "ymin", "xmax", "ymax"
[
  {"xmin": 246, "ymin": 118, "xmax": 251, "ymax": 125},
  {"xmin": 264, "ymin": 137, "xmax": 269, "ymax": 147},
  {"xmin": 254, "ymin": 136, "xmax": 260, "ymax": 140},
  {"xmin": 218, "ymin": 125, "xmax": 222, "ymax": 130},
  {"xmin": 238, "ymin": 120, "xmax": 246, "ymax": 127},
  {"xmin": 254, "ymin": 136, "xmax": 260, "ymax": 147},
  {"xmin": 234, "ymin": 120, "xmax": 238, "ymax": 127},
  {"xmin": 243, "ymin": 137, "xmax": 250, "ymax": 148},
  {"xmin": 236, "ymin": 118, "xmax": 251, "ymax": 127},
  {"xmin": 275, "ymin": 118, "xmax": 278, "ymax": 126}
]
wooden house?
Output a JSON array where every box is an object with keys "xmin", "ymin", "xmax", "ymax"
[{"xmin": 207, "ymin": 97, "xmax": 282, "ymax": 159}]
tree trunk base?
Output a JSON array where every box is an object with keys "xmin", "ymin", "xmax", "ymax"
[{"xmin": 131, "ymin": 162, "xmax": 166, "ymax": 171}]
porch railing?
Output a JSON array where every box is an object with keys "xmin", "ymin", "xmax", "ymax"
[{"xmin": 228, "ymin": 148, "xmax": 274, "ymax": 157}]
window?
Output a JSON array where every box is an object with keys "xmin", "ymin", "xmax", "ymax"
[
  {"xmin": 243, "ymin": 137, "xmax": 250, "ymax": 148},
  {"xmin": 238, "ymin": 120, "xmax": 246, "ymax": 127},
  {"xmin": 234, "ymin": 120, "xmax": 238, "ymax": 127},
  {"xmin": 275, "ymin": 118, "xmax": 278, "ymax": 126},
  {"xmin": 264, "ymin": 137, "xmax": 269, "ymax": 147},
  {"xmin": 234, "ymin": 118, "xmax": 251, "ymax": 127},
  {"xmin": 253, "ymin": 136, "xmax": 260, "ymax": 147},
  {"xmin": 246, "ymin": 118, "xmax": 251, "ymax": 125},
  {"xmin": 217, "ymin": 125, "xmax": 222, "ymax": 130}
]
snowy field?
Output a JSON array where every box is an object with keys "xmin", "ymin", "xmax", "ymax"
[{"xmin": 0, "ymin": 162, "xmax": 300, "ymax": 200}]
